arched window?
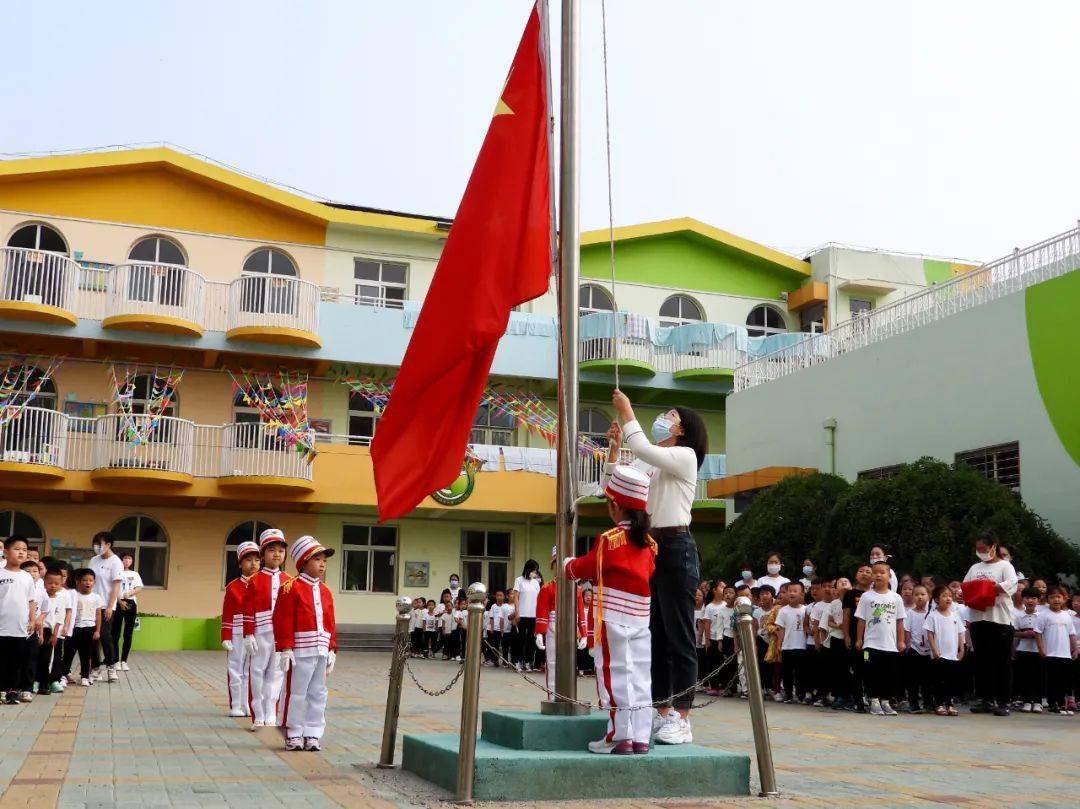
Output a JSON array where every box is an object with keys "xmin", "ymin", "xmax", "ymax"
[
  {"xmin": 115, "ymin": 374, "xmax": 179, "ymax": 417},
  {"xmin": 240, "ymin": 247, "xmax": 298, "ymax": 315},
  {"xmin": 129, "ymin": 236, "xmax": 185, "ymax": 266},
  {"xmin": 348, "ymin": 392, "xmax": 380, "ymax": 445},
  {"xmin": 126, "ymin": 236, "xmax": 187, "ymax": 306},
  {"xmin": 7, "ymin": 222, "xmax": 67, "ymax": 253},
  {"xmin": 223, "ymin": 519, "xmax": 275, "ymax": 586},
  {"xmin": 578, "ymin": 408, "xmax": 611, "ymax": 447},
  {"xmin": 659, "ymin": 294, "xmax": 704, "ymax": 327},
  {"xmin": 0, "ymin": 365, "xmax": 58, "ymax": 460},
  {"xmin": 579, "ymin": 284, "xmax": 614, "ymax": 315},
  {"xmin": 0, "ymin": 510, "xmax": 45, "ymax": 556},
  {"xmin": 111, "ymin": 515, "xmax": 168, "ymax": 588},
  {"xmin": 746, "ymin": 304, "xmax": 787, "ymax": 337}
]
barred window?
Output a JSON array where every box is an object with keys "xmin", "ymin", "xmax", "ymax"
[
  {"xmin": 956, "ymin": 442, "xmax": 1020, "ymax": 493},
  {"xmin": 857, "ymin": 464, "xmax": 904, "ymax": 481},
  {"xmin": 341, "ymin": 524, "xmax": 397, "ymax": 593}
]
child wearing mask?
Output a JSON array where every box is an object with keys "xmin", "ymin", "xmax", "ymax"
[{"xmin": 757, "ymin": 553, "xmax": 789, "ymax": 596}]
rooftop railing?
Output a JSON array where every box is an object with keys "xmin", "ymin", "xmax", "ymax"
[{"xmin": 735, "ymin": 224, "xmax": 1080, "ymax": 391}]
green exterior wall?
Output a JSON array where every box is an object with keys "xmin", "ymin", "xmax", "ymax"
[
  {"xmin": 1026, "ymin": 270, "xmax": 1080, "ymax": 466},
  {"xmin": 581, "ymin": 234, "xmax": 802, "ymax": 298},
  {"xmin": 922, "ymin": 259, "xmax": 955, "ymax": 285}
]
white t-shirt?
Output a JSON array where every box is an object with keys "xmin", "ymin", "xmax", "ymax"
[
  {"xmin": 89, "ymin": 553, "xmax": 124, "ymax": 610},
  {"xmin": 0, "ymin": 567, "xmax": 36, "ymax": 637},
  {"xmin": 703, "ymin": 602, "xmax": 725, "ymax": 641},
  {"xmin": 422, "ymin": 609, "xmax": 438, "ymax": 632},
  {"xmin": 453, "ymin": 608, "xmax": 468, "ymax": 629},
  {"xmin": 1036, "ymin": 610, "xmax": 1077, "ymax": 659},
  {"xmin": 63, "ymin": 589, "xmax": 78, "ymax": 636},
  {"xmin": 776, "ymin": 605, "xmax": 807, "ymax": 651},
  {"xmin": 1013, "ymin": 610, "xmax": 1040, "ymax": 654},
  {"xmin": 822, "ymin": 599, "xmax": 844, "ymax": 641},
  {"xmin": 488, "ymin": 604, "xmax": 513, "ymax": 633},
  {"xmin": 73, "ymin": 592, "xmax": 105, "ymax": 629},
  {"xmin": 757, "ymin": 575, "xmax": 790, "ymax": 596},
  {"xmin": 118, "ymin": 569, "xmax": 144, "ymax": 603},
  {"xmin": 693, "ymin": 607, "xmax": 706, "ymax": 647},
  {"xmin": 855, "ymin": 588, "xmax": 905, "ymax": 652},
  {"xmin": 905, "ymin": 607, "xmax": 931, "ymax": 656},
  {"xmin": 41, "ymin": 590, "xmax": 68, "ymax": 631},
  {"xmin": 924, "ymin": 609, "xmax": 965, "ymax": 661},
  {"xmin": 808, "ymin": 601, "xmax": 826, "ymax": 647},
  {"xmin": 962, "ymin": 559, "xmax": 1018, "ymax": 626},
  {"xmin": 609, "ymin": 419, "xmax": 698, "ymax": 529},
  {"xmin": 512, "ymin": 576, "xmax": 541, "ymax": 619},
  {"xmin": 440, "ymin": 610, "xmax": 456, "ymax": 635}
]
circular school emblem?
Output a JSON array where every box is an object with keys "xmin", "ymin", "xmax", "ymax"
[{"xmin": 431, "ymin": 451, "xmax": 484, "ymax": 506}]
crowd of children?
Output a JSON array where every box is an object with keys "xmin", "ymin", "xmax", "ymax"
[{"xmin": 698, "ymin": 535, "xmax": 1079, "ymax": 718}]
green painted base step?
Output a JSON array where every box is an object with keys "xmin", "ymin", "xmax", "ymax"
[{"xmin": 402, "ymin": 710, "xmax": 750, "ymax": 801}]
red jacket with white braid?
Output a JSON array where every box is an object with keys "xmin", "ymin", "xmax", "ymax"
[
  {"xmin": 243, "ymin": 568, "xmax": 292, "ymax": 638},
  {"xmin": 565, "ymin": 523, "xmax": 656, "ymax": 629},
  {"xmin": 272, "ymin": 573, "xmax": 337, "ymax": 658},
  {"xmin": 534, "ymin": 579, "xmax": 587, "ymax": 638},
  {"xmin": 221, "ymin": 576, "xmax": 251, "ymax": 642}
]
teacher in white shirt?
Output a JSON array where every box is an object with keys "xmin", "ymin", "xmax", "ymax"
[{"xmin": 608, "ymin": 390, "xmax": 708, "ymax": 746}]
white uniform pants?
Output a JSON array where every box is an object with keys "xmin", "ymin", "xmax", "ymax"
[
  {"xmin": 279, "ymin": 654, "xmax": 328, "ymax": 740},
  {"xmin": 594, "ymin": 620, "xmax": 652, "ymax": 745},
  {"xmin": 226, "ymin": 641, "xmax": 249, "ymax": 715},
  {"xmin": 543, "ymin": 626, "xmax": 557, "ymax": 699},
  {"xmin": 249, "ymin": 633, "xmax": 284, "ymax": 724}
]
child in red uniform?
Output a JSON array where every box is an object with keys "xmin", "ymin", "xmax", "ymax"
[
  {"xmin": 221, "ymin": 541, "xmax": 260, "ymax": 717},
  {"xmin": 243, "ymin": 529, "xmax": 291, "ymax": 729},
  {"xmin": 534, "ymin": 546, "xmax": 587, "ymax": 701},
  {"xmin": 565, "ymin": 465, "xmax": 657, "ymax": 755},
  {"xmin": 275, "ymin": 536, "xmax": 337, "ymax": 751}
]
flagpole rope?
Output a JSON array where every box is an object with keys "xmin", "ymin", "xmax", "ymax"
[{"xmin": 600, "ymin": 0, "xmax": 620, "ymax": 392}]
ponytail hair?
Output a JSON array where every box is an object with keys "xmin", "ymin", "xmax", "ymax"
[{"xmin": 625, "ymin": 507, "xmax": 652, "ymax": 548}]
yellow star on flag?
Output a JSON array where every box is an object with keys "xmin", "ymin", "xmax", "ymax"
[{"xmin": 494, "ymin": 69, "xmax": 514, "ymax": 117}]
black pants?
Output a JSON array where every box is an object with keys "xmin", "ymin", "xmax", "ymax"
[
  {"xmin": 754, "ymin": 637, "xmax": 771, "ymax": 690},
  {"xmin": 864, "ymin": 648, "xmax": 899, "ymax": 700},
  {"xmin": 1013, "ymin": 650, "xmax": 1044, "ymax": 703},
  {"xmin": 649, "ymin": 531, "xmax": 700, "ymax": 711},
  {"xmin": 1045, "ymin": 658, "xmax": 1071, "ymax": 708},
  {"xmin": 35, "ymin": 628, "xmax": 55, "ymax": 690},
  {"xmin": 902, "ymin": 650, "xmax": 930, "ymax": 708},
  {"xmin": 932, "ymin": 658, "xmax": 962, "ymax": 706},
  {"xmin": 93, "ymin": 614, "xmax": 118, "ymax": 668},
  {"xmin": 781, "ymin": 648, "xmax": 807, "ymax": 700},
  {"xmin": 969, "ymin": 621, "xmax": 1013, "ymax": 706},
  {"xmin": 441, "ymin": 632, "xmax": 456, "ymax": 659},
  {"xmin": 72, "ymin": 626, "xmax": 96, "ymax": 680},
  {"xmin": 112, "ymin": 601, "xmax": 137, "ymax": 662},
  {"xmin": 410, "ymin": 628, "xmax": 423, "ymax": 655},
  {"xmin": 516, "ymin": 617, "xmax": 537, "ymax": 668},
  {"xmin": 824, "ymin": 641, "xmax": 849, "ymax": 699},
  {"xmin": 577, "ymin": 645, "xmax": 595, "ymax": 674},
  {"xmin": 61, "ymin": 632, "xmax": 79, "ymax": 678},
  {"xmin": 802, "ymin": 646, "xmax": 820, "ymax": 698},
  {"xmin": 849, "ymin": 646, "xmax": 866, "ymax": 705},
  {"xmin": 21, "ymin": 633, "xmax": 40, "ymax": 691},
  {"xmin": 423, "ymin": 630, "xmax": 438, "ymax": 655},
  {"xmin": 49, "ymin": 636, "xmax": 67, "ymax": 683},
  {"xmin": 0, "ymin": 635, "xmax": 25, "ymax": 693}
]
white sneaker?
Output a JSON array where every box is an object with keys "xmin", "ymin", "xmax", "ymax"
[
  {"xmin": 107, "ymin": 667, "xmax": 119, "ymax": 683},
  {"xmin": 249, "ymin": 721, "xmax": 265, "ymax": 732},
  {"xmin": 1021, "ymin": 702, "xmax": 1033, "ymax": 713},
  {"xmin": 772, "ymin": 692, "xmax": 784, "ymax": 703},
  {"xmin": 869, "ymin": 698, "xmax": 885, "ymax": 716},
  {"xmin": 652, "ymin": 710, "xmax": 676, "ymax": 736},
  {"xmin": 60, "ymin": 675, "xmax": 68, "ymax": 686},
  {"xmin": 1032, "ymin": 703, "xmax": 1044, "ymax": 714},
  {"xmin": 228, "ymin": 709, "xmax": 248, "ymax": 718},
  {"xmin": 655, "ymin": 716, "xmax": 692, "ymax": 745},
  {"xmin": 588, "ymin": 738, "xmax": 616, "ymax": 754},
  {"xmin": 881, "ymin": 701, "xmax": 897, "ymax": 716},
  {"xmin": 80, "ymin": 678, "xmax": 92, "ymax": 687},
  {"xmin": 18, "ymin": 691, "xmax": 33, "ymax": 703},
  {"xmin": 91, "ymin": 667, "xmax": 104, "ymax": 682},
  {"xmin": 120, "ymin": 662, "xmax": 130, "ymax": 672}
]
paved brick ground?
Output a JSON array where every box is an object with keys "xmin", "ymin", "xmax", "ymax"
[{"xmin": 0, "ymin": 651, "xmax": 1074, "ymax": 808}]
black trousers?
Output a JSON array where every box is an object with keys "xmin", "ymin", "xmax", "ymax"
[
  {"xmin": 932, "ymin": 658, "xmax": 962, "ymax": 706},
  {"xmin": 1013, "ymin": 650, "xmax": 1044, "ymax": 703},
  {"xmin": 516, "ymin": 617, "xmax": 537, "ymax": 668},
  {"xmin": 49, "ymin": 635, "xmax": 67, "ymax": 683},
  {"xmin": 423, "ymin": 630, "xmax": 438, "ymax": 654},
  {"xmin": 61, "ymin": 632, "xmax": 79, "ymax": 677},
  {"xmin": 1045, "ymin": 657, "xmax": 1071, "ymax": 708},
  {"xmin": 902, "ymin": 650, "xmax": 931, "ymax": 707},
  {"xmin": 93, "ymin": 614, "xmax": 118, "ymax": 668},
  {"xmin": 0, "ymin": 635, "xmax": 24, "ymax": 693},
  {"xmin": 21, "ymin": 633, "xmax": 40, "ymax": 691},
  {"xmin": 781, "ymin": 648, "xmax": 807, "ymax": 700},
  {"xmin": 112, "ymin": 601, "xmax": 137, "ymax": 662},
  {"xmin": 410, "ymin": 628, "xmax": 423, "ymax": 655},
  {"xmin": 824, "ymin": 641, "xmax": 849, "ymax": 699},
  {"xmin": 72, "ymin": 626, "xmax": 96, "ymax": 679},
  {"xmin": 969, "ymin": 621, "xmax": 1014, "ymax": 706},
  {"xmin": 35, "ymin": 628, "xmax": 55, "ymax": 690},
  {"xmin": 864, "ymin": 648, "xmax": 899, "ymax": 700},
  {"xmin": 649, "ymin": 531, "xmax": 700, "ymax": 711}
]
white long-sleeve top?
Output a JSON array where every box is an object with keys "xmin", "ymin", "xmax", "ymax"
[
  {"xmin": 962, "ymin": 559, "xmax": 1019, "ymax": 626},
  {"xmin": 603, "ymin": 419, "xmax": 697, "ymax": 529}
]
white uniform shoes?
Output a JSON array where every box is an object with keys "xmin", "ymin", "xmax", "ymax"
[
  {"xmin": 588, "ymin": 738, "xmax": 616, "ymax": 754},
  {"xmin": 654, "ymin": 713, "xmax": 693, "ymax": 745}
]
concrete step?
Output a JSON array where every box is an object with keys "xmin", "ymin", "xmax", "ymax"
[
  {"xmin": 402, "ymin": 710, "xmax": 750, "ymax": 801},
  {"xmin": 336, "ymin": 629, "xmax": 395, "ymax": 652}
]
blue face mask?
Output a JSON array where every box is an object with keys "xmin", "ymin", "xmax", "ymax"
[
  {"xmin": 802, "ymin": 566, "xmax": 814, "ymax": 577},
  {"xmin": 651, "ymin": 416, "xmax": 674, "ymax": 443}
]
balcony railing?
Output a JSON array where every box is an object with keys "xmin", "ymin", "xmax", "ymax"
[
  {"xmin": 735, "ymin": 224, "xmax": 1080, "ymax": 391},
  {"xmin": 0, "ymin": 406, "xmax": 67, "ymax": 469},
  {"xmin": 226, "ymin": 275, "xmax": 320, "ymax": 337},
  {"xmin": 581, "ymin": 333, "xmax": 746, "ymax": 376},
  {"xmin": 219, "ymin": 422, "xmax": 314, "ymax": 481},
  {"xmin": 103, "ymin": 263, "xmax": 206, "ymax": 332},
  {"xmin": 92, "ymin": 414, "xmax": 195, "ymax": 476},
  {"xmin": 0, "ymin": 247, "xmax": 82, "ymax": 318}
]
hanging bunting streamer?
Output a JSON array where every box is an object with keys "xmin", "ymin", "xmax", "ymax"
[
  {"xmin": 227, "ymin": 368, "xmax": 317, "ymax": 463},
  {"xmin": 107, "ymin": 363, "xmax": 184, "ymax": 445},
  {"xmin": 334, "ymin": 372, "xmax": 606, "ymax": 459},
  {"xmin": 0, "ymin": 356, "xmax": 64, "ymax": 428}
]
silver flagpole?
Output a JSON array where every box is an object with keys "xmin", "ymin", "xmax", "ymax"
[{"xmin": 542, "ymin": 0, "xmax": 585, "ymax": 716}]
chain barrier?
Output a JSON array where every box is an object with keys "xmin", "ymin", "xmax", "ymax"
[
  {"xmin": 481, "ymin": 639, "xmax": 742, "ymax": 712},
  {"xmin": 400, "ymin": 640, "xmax": 467, "ymax": 697}
]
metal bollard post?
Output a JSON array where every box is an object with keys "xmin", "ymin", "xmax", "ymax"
[
  {"xmin": 455, "ymin": 583, "xmax": 487, "ymax": 805},
  {"xmin": 378, "ymin": 596, "xmax": 413, "ymax": 768},
  {"xmin": 735, "ymin": 595, "xmax": 779, "ymax": 797}
]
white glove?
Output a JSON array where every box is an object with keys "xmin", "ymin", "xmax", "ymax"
[
  {"xmin": 562, "ymin": 556, "xmax": 575, "ymax": 572},
  {"xmin": 221, "ymin": 640, "xmax": 233, "ymax": 652},
  {"xmin": 243, "ymin": 635, "xmax": 258, "ymax": 656},
  {"xmin": 326, "ymin": 650, "xmax": 336, "ymax": 675},
  {"xmin": 577, "ymin": 636, "xmax": 587, "ymax": 650},
  {"xmin": 535, "ymin": 634, "xmax": 546, "ymax": 651},
  {"xmin": 277, "ymin": 650, "xmax": 293, "ymax": 672}
]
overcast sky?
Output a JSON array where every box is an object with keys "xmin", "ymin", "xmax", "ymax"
[{"xmin": 3, "ymin": 1, "xmax": 1079, "ymax": 263}]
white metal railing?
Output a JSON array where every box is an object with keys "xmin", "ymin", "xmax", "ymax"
[
  {"xmin": 92, "ymin": 414, "xmax": 194, "ymax": 475},
  {"xmin": 735, "ymin": 225, "xmax": 1080, "ymax": 391},
  {"xmin": 581, "ymin": 334, "xmax": 746, "ymax": 375},
  {"xmin": 104, "ymin": 263, "xmax": 206, "ymax": 328},
  {"xmin": 0, "ymin": 406, "xmax": 66, "ymax": 468},
  {"xmin": 219, "ymin": 422, "xmax": 314, "ymax": 481},
  {"xmin": 227, "ymin": 275, "xmax": 320, "ymax": 335},
  {"xmin": 0, "ymin": 247, "xmax": 82, "ymax": 313},
  {"xmin": 75, "ymin": 266, "xmax": 109, "ymax": 320}
]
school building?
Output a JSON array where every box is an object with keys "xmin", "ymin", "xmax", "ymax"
[{"xmin": 0, "ymin": 145, "xmax": 974, "ymax": 643}]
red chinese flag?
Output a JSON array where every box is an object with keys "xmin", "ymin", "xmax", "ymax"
[{"xmin": 372, "ymin": 2, "xmax": 552, "ymax": 520}]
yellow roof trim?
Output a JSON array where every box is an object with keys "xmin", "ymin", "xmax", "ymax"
[
  {"xmin": 581, "ymin": 217, "xmax": 811, "ymax": 276},
  {"xmin": 0, "ymin": 148, "xmax": 446, "ymax": 238}
]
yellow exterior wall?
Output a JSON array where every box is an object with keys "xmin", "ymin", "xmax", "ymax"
[
  {"xmin": 322, "ymin": 223, "xmax": 443, "ymax": 301},
  {"xmin": 0, "ymin": 167, "xmax": 326, "ymax": 245}
]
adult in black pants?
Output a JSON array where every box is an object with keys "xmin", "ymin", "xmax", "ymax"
[
  {"xmin": 610, "ymin": 390, "xmax": 707, "ymax": 745},
  {"xmin": 88, "ymin": 531, "xmax": 124, "ymax": 682},
  {"xmin": 511, "ymin": 560, "xmax": 542, "ymax": 671},
  {"xmin": 962, "ymin": 531, "xmax": 1018, "ymax": 716},
  {"xmin": 112, "ymin": 553, "xmax": 143, "ymax": 671}
]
